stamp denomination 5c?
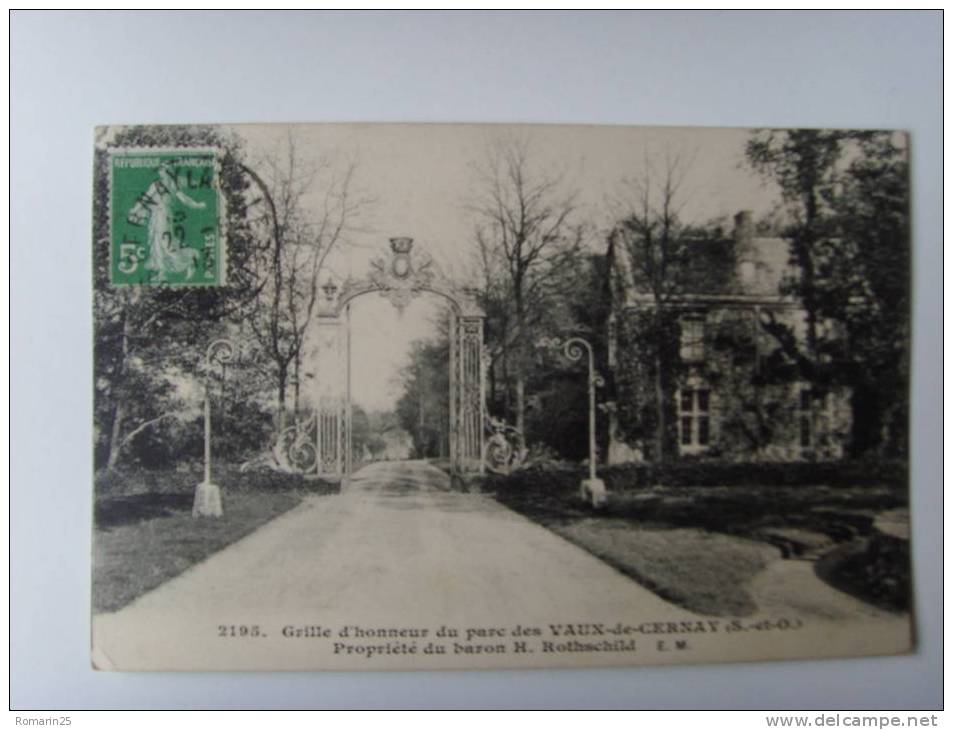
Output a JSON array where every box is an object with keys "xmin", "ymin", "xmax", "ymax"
[{"xmin": 109, "ymin": 148, "xmax": 222, "ymax": 286}]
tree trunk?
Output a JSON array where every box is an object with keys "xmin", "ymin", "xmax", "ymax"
[
  {"xmin": 292, "ymin": 356, "xmax": 301, "ymax": 419},
  {"xmin": 105, "ymin": 309, "xmax": 131, "ymax": 469},
  {"xmin": 801, "ymin": 186, "xmax": 821, "ymax": 460},
  {"xmin": 652, "ymin": 308, "xmax": 667, "ymax": 462},
  {"xmin": 277, "ymin": 368, "xmax": 288, "ymax": 433},
  {"xmin": 514, "ymin": 287, "xmax": 526, "ymax": 451},
  {"xmin": 489, "ymin": 357, "xmax": 497, "ymax": 410},
  {"xmin": 106, "ymin": 401, "xmax": 125, "ymax": 470},
  {"xmin": 501, "ymin": 351, "xmax": 511, "ymax": 415},
  {"xmin": 653, "ymin": 347, "xmax": 666, "ymax": 462},
  {"xmin": 419, "ymin": 391, "xmax": 425, "ymax": 458},
  {"xmin": 515, "ymin": 375, "xmax": 526, "ymax": 450}
]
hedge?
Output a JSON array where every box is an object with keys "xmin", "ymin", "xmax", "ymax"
[
  {"xmin": 485, "ymin": 458, "xmax": 908, "ymax": 496},
  {"xmin": 94, "ymin": 464, "xmax": 341, "ymax": 497}
]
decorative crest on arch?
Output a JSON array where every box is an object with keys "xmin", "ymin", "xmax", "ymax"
[
  {"xmin": 325, "ymin": 237, "xmax": 484, "ymax": 318},
  {"xmin": 367, "ymin": 237, "xmax": 435, "ymax": 313}
]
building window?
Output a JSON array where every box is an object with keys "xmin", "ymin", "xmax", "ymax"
[
  {"xmin": 799, "ymin": 388, "xmax": 837, "ymax": 455},
  {"xmin": 680, "ymin": 317, "xmax": 705, "ymax": 363},
  {"xmin": 678, "ymin": 388, "xmax": 711, "ymax": 450}
]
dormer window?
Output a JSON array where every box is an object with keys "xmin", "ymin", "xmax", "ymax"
[{"xmin": 680, "ymin": 316, "xmax": 705, "ymax": 363}]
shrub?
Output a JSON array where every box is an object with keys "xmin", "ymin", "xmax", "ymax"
[
  {"xmin": 816, "ymin": 533, "xmax": 911, "ymax": 611},
  {"xmin": 601, "ymin": 458, "xmax": 907, "ymax": 491},
  {"xmin": 486, "ymin": 458, "xmax": 906, "ymax": 498},
  {"xmin": 94, "ymin": 463, "xmax": 340, "ymax": 498},
  {"xmin": 125, "ymin": 417, "xmax": 203, "ymax": 469}
]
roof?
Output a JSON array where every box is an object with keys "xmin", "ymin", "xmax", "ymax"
[{"xmin": 610, "ymin": 225, "xmax": 795, "ymax": 301}]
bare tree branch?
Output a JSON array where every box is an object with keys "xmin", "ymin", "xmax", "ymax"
[{"xmin": 467, "ymin": 134, "xmax": 584, "ymax": 442}]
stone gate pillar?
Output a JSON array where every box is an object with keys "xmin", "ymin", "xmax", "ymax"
[
  {"xmin": 313, "ymin": 306, "xmax": 348, "ymax": 477},
  {"xmin": 448, "ymin": 310, "xmax": 458, "ymax": 472},
  {"xmin": 453, "ymin": 310, "xmax": 485, "ymax": 475}
]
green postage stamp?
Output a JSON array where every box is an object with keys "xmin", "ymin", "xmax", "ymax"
[{"xmin": 109, "ymin": 148, "xmax": 223, "ymax": 286}]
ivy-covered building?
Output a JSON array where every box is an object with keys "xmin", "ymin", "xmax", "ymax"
[{"xmin": 605, "ymin": 210, "xmax": 852, "ymax": 464}]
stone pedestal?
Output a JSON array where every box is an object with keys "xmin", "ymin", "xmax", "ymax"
[
  {"xmin": 193, "ymin": 482, "xmax": 224, "ymax": 518},
  {"xmin": 451, "ymin": 473, "xmax": 485, "ymax": 493},
  {"xmin": 580, "ymin": 478, "xmax": 607, "ymax": 509}
]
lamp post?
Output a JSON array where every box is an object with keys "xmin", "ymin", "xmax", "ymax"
[
  {"xmin": 193, "ymin": 338, "xmax": 235, "ymax": 518},
  {"xmin": 537, "ymin": 336, "xmax": 607, "ymax": 507}
]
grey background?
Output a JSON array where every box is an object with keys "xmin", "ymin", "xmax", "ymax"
[{"xmin": 10, "ymin": 10, "xmax": 942, "ymax": 709}]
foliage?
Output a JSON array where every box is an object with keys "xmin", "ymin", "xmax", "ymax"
[
  {"xmin": 350, "ymin": 405, "xmax": 389, "ymax": 461},
  {"xmin": 524, "ymin": 374, "xmax": 590, "ymax": 461},
  {"xmin": 524, "ymin": 254, "xmax": 614, "ymax": 460},
  {"xmin": 94, "ymin": 463, "xmax": 340, "ymax": 499},
  {"xmin": 216, "ymin": 396, "xmax": 275, "ymax": 461},
  {"xmin": 394, "ymin": 336, "xmax": 451, "ymax": 458},
  {"xmin": 123, "ymin": 414, "xmax": 203, "ymax": 469},
  {"xmin": 746, "ymin": 128, "xmax": 847, "ymax": 378},
  {"xmin": 701, "ymin": 310, "xmax": 855, "ymax": 459},
  {"xmin": 469, "ymin": 135, "xmax": 587, "ymax": 446},
  {"xmin": 93, "ymin": 126, "xmax": 369, "ymax": 471},
  {"xmin": 93, "ymin": 125, "xmax": 257, "ymax": 470},
  {"xmin": 611, "ymin": 306, "xmax": 681, "ymax": 455},
  {"xmin": 486, "ymin": 458, "xmax": 907, "ymax": 498},
  {"xmin": 745, "ymin": 130, "xmax": 910, "ymax": 456},
  {"xmin": 241, "ymin": 134, "xmax": 365, "ymax": 430},
  {"xmin": 816, "ymin": 533, "xmax": 910, "ymax": 611},
  {"xmin": 609, "ymin": 152, "xmax": 705, "ymax": 460},
  {"xmin": 826, "ymin": 133, "xmax": 910, "ymax": 456}
]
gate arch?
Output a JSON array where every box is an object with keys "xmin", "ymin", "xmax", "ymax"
[{"xmin": 297, "ymin": 237, "xmax": 488, "ymax": 478}]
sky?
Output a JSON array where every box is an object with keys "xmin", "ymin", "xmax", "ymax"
[{"xmin": 233, "ymin": 123, "xmax": 782, "ymax": 412}]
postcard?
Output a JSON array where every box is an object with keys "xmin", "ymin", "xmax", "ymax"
[{"xmin": 91, "ymin": 122, "xmax": 912, "ymax": 670}]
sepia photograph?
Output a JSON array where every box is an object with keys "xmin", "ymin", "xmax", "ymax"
[{"xmin": 90, "ymin": 122, "xmax": 913, "ymax": 672}]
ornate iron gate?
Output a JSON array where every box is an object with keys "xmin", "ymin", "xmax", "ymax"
[{"xmin": 300, "ymin": 237, "xmax": 488, "ymax": 478}]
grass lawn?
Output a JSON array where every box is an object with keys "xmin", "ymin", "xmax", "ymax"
[
  {"xmin": 426, "ymin": 458, "xmax": 453, "ymax": 475},
  {"xmin": 552, "ymin": 519, "xmax": 778, "ymax": 616},
  {"xmin": 92, "ymin": 465, "xmax": 338, "ymax": 613},
  {"xmin": 492, "ymin": 469, "xmax": 908, "ymax": 616}
]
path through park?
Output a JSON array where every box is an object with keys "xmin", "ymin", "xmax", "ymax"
[
  {"xmin": 93, "ymin": 460, "xmax": 697, "ymax": 670},
  {"xmin": 93, "ymin": 460, "xmax": 909, "ymax": 671}
]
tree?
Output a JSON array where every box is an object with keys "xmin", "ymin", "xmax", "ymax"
[
  {"xmin": 394, "ymin": 337, "xmax": 450, "ymax": 459},
  {"xmin": 821, "ymin": 132, "xmax": 910, "ymax": 455},
  {"xmin": 348, "ymin": 404, "xmax": 373, "ymax": 462},
  {"xmin": 610, "ymin": 152, "xmax": 696, "ymax": 460},
  {"xmin": 468, "ymin": 135, "xmax": 585, "ymax": 447},
  {"xmin": 746, "ymin": 130, "xmax": 846, "ymax": 371},
  {"xmin": 93, "ymin": 125, "xmax": 257, "ymax": 470},
  {"xmin": 745, "ymin": 130, "xmax": 849, "ymax": 461},
  {"xmin": 242, "ymin": 134, "xmax": 363, "ymax": 431},
  {"xmin": 471, "ymin": 220, "xmax": 515, "ymax": 416},
  {"xmin": 746, "ymin": 129, "xmax": 910, "ymax": 456}
]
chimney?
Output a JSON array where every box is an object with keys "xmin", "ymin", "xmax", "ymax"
[
  {"xmin": 733, "ymin": 210, "xmax": 758, "ymax": 289},
  {"xmin": 733, "ymin": 210, "xmax": 755, "ymax": 249}
]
